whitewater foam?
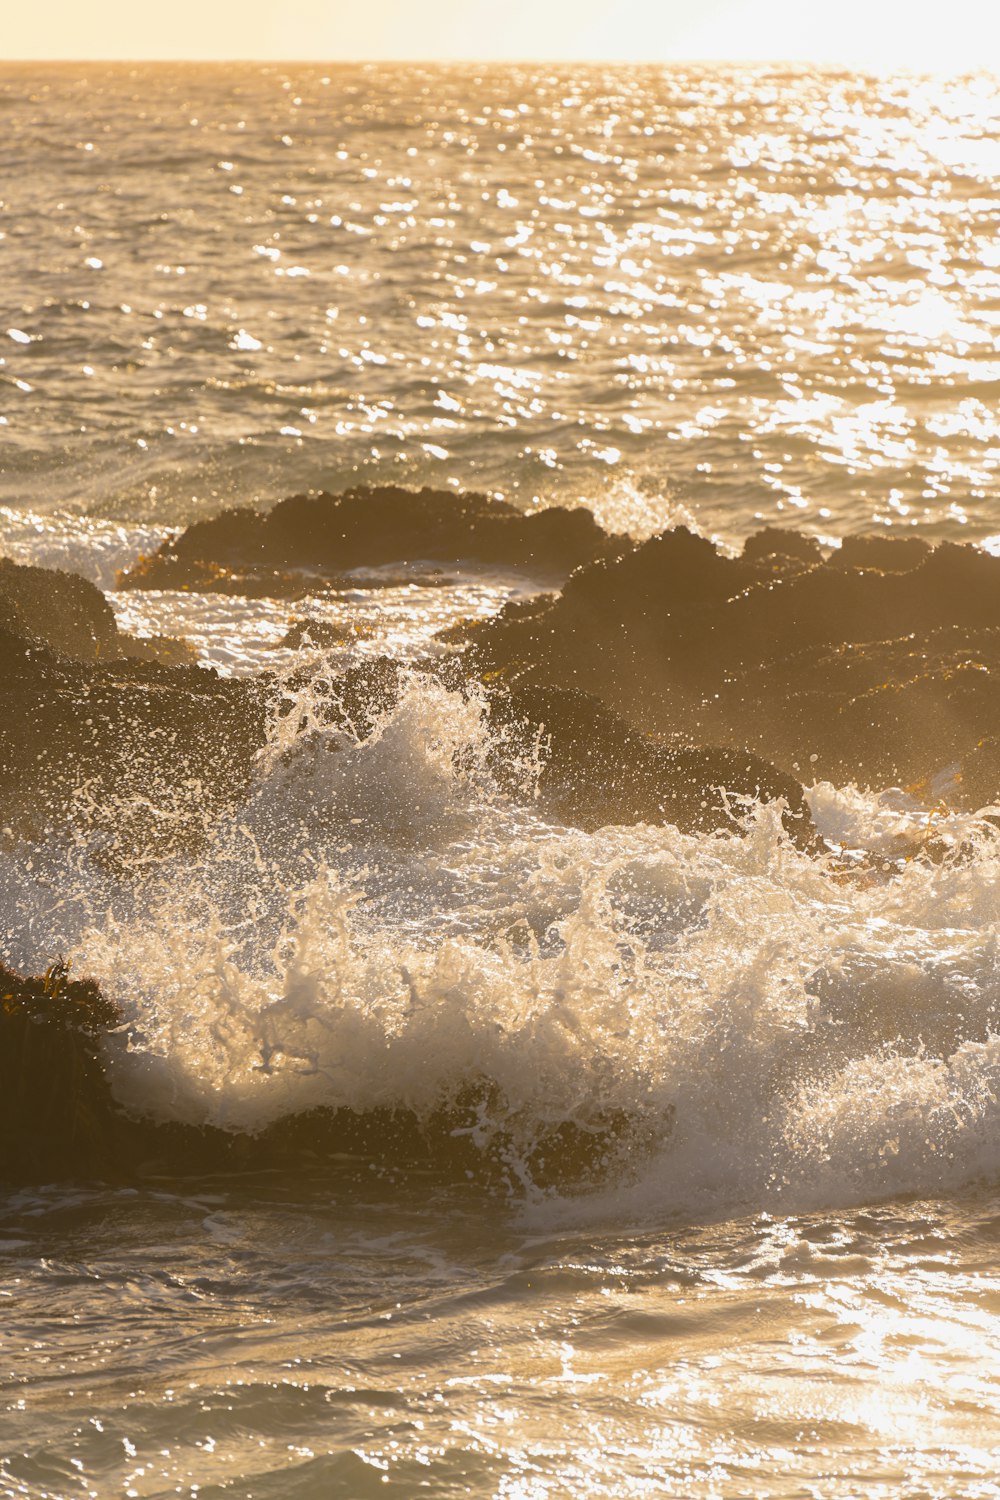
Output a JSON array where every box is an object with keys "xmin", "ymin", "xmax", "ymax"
[{"xmin": 3, "ymin": 675, "xmax": 999, "ymax": 1217}]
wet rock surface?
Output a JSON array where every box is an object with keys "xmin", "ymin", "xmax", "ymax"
[
  {"xmin": 461, "ymin": 526, "xmax": 1000, "ymax": 801},
  {"xmin": 0, "ymin": 620, "xmax": 265, "ymax": 859},
  {"xmin": 6, "ymin": 521, "xmax": 1000, "ymax": 1188},
  {"xmin": 0, "ymin": 960, "xmax": 126, "ymax": 1180},
  {"xmin": 0, "ymin": 959, "xmax": 658, "ymax": 1190},
  {"xmin": 278, "ymin": 656, "xmax": 816, "ymax": 846},
  {"xmin": 119, "ymin": 485, "xmax": 616, "ymax": 595},
  {"xmin": 0, "ymin": 555, "xmax": 191, "ymax": 665},
  {"xmin": 485, "ymin": 681, "xmax": 817, "ymax": 848},
  {"xmin": 7, "ymin": 525, "xmax": 1000, "ymax": 859},
  {"xmin": 0, "ymin": 556, "xmax": 119, "ymax": 661}
]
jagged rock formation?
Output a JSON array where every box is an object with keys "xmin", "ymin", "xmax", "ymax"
[
  {"xmin": 118, "ymin": 485, "xmax": 615, "ymax": 595},
  {"xmin": 0, "ymin": 549, "xmax": 810, "ymax": 863},
  {"xmin": 458, "ymin": 526, "xmax": 1000, "ymax": 800},
  {"xmin": 277, "ymin": 617, "xmax": 366, "ymax": 651},
  {"xmin": 15, "ymin": 521, "xmax": 1000, "ymax": 856}
]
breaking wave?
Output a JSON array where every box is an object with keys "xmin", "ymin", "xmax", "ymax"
[{"xmin": 4, "ymin": 670, "xmax": 1000, "ymax": 1218}]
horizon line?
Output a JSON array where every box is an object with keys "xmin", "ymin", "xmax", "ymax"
[{"xmin": 2, "ymin": 55, "xmax": 991, "ymax": 74}]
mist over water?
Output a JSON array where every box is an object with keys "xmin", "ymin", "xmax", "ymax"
[{"xmin": 4, "ymin": 62, "xmax": 1000, "ymax": 1500}]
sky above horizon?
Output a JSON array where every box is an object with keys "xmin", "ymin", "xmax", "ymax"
[{"xmin": 6, "ymin": 0, "xmax": 1000, "ymax": 71}]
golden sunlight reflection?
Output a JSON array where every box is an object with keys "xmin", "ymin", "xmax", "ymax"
[{"xmin": 5, "ymin": 64, "xmax": 1000, "ymax": 536}]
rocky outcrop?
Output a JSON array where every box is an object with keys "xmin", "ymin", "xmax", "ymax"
[
  {"xmin": 118, "ymin": 485, "xmax": 615, "ymax": 595},
  {"xmin": 277, "ymin": 618, "xmax": 365, "ymax": 651},
  {"xmin": 459, "ymin": 527, "xmax": 1000, "ymax": 801},
  {"xmin": 0, "ymin": 554, "xmax": 194, "ymax": 666},
  {"xmin": 0, "ymin": 632, "xmax": 264, "ymax": 859},
  {"xmin": 0, "ymin": 556, "xmax": 120, "ymax": 661},
  {"xmin": 0, "ymin": 960, "xmax": 660, "ymax": 1190},
  {"xmin": 485, "ymin": 681, "xmax": 817, "ymax": 848},
  {"xmin": 0, "ymin": 563, "xmax": 266, "ymax": 860},
  {"xmin": 0, "ymin": 960, "xmax": 126, "ymax": 1180}
]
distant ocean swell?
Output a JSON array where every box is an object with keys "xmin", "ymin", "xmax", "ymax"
[{"xmin": 3, "ymin": 63, "xmax": 1000, "ymax": 543}]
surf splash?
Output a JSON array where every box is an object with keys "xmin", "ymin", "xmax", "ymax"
[{"xmin": 3, "ymin": 663, "xmax": 1000, "ymax": 1216}]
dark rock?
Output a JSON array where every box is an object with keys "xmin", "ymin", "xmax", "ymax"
[
  {"xmin": 278, "ymin": 617, "xmax": 366, "ymax": 651},
  {"xmin": 118, "ymin": 631, "xmax": 198, "ymax": 668},
  {"xmin": 0, "ymin": 625, "xmax": 266, "ymax": 860},
  {"xmin": 460, "ymin": 527, "xmax": 1000, "ymax": 800},
  {"xmin": 0, "ymin": 960, "xmax": 125, "ymax": 1180},
  {"xmin": 0, "ymin": 553, "xmax": 193, "ymax": 665},
  {"xmin": 0, "ymin": 961, "xmax": 665, "ymax": 1191},
  {"xmin": 742, "ymin": 527, "xmax": 825, "ymax": 568},
  {"xmin": 0, "ymin": 556, "xmax": 119, "ymax": 661},
  {"xmin": 561, "ymin": 524, "xmax": 747, "ymax": 616},
  {"xmin": 118, "ymin": 485, "xmax": 615, "ymax": 595},
  {"xmin": 833, "ymin": 532, "xmax": 932, "ymax": 572},
  {"xmin": 486, "ymin": 682, "xmax": 817, "ymax": 848}
]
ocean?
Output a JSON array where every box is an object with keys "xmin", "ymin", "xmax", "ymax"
[{"xmin": 3, "ymin": 60, "xmax": 1000, "ymax": 1498}]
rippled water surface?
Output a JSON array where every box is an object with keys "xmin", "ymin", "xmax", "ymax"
[
  {"xmin": 3, "ymin": 62, "xmax": 1000, "ymax": 542},
  {"xmin": 6, "ymin": 1178, "xmax": 1000, "ymax": 1499},
  {"xmin": 5, "ymin": 62, "xmax": 1000, "ymax": 1500}
]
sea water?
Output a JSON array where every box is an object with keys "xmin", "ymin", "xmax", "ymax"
[{"xmin": 3, "ymin": 63, "xmax": 1000, "ymax": 1498}]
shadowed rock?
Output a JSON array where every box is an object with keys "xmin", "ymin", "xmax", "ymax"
[
  {"xmin": 0, "ymin": 554, "xmax": 193, "ymax": 665},
  {"xmin": 0, "ymin": 960, "xmax": 126, "ymax": 1180},
  {"xmin": 459, "ymin": 526, "xmax": 1000, "ymax": 801},
  {"xmin": 833, "ymin": 532, "xmax": 932, "ymax": 573},
  {"xmin": 0, "ymin": 529, "xmax": 262, "ymax": 856},
  {"xmin": 0, "ymin": 960, "xmax": 666, "ymax": 1191},
  {"xmin": 741, "ymin": 527, "xmax": 825, "ymax": 569},
  {"xmin": 0, "ymin": 622, "xmax": 266, "ymax": 860},
  {"xmin": 118, "ymin": 485, "xmax": 615, "ymax": 595},
  {"xmin": 296, "ymin": 658, "xmax": 816, "ymax": 845},
  {"xmin": 0, "ymin": 556, "xmax": 119, "ymax": 661},
  {"xmin": 486, "ymin": 682, "xmax": 817, "ymax": 848},
  {"xmin": 277, "ymin": 618, "xmax": 367, "ymax": 651}
]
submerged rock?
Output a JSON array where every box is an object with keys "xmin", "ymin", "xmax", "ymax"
[{"xmin": 118, "ymin": 485, "xmax": 615, "ymax": 595}]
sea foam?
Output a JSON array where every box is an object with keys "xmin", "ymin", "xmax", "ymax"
[{"xmin": 3, "ymin": 672, "xmax": 999, "ymax": 1217}]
